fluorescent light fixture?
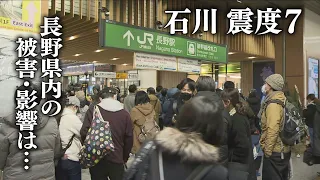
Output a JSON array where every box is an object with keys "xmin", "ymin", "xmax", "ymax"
[
  {"xmin": 69, "ymin": 36, "xmax": 76, "ymax": 40},
  {"xmin": 111, "ymin": 57, "xmax": 120, "ymax": 60},
  {"xmin": 236, "ymin": 67, "xmax": 241, "ymax": 70},
  {"xmin": 248, "ymin": 56, "xmax": 256, "ymax": 59},
  {"xmin": 74, "ymin": 54, "xmax": 82, "ymax": 57},
  {"xmin": 237, "ymin": 0, "xmax": 242, "ymax": 3},
  {"xmin": 122, "ymin": 63, "xmax": 128, "ymax": 66},
  {"xmin": 228, "ymin": 52, "xmax": 235, "ymax": 55},
  {"xmin": 93, "ymin": 61, "xmax": 97, "ymax": 63},
  {"xmin": 95, "ymin": 49, "xmax": 103, "ymax": 53}
]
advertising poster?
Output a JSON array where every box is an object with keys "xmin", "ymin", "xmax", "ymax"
[
  {"xmin": 0, "ymin": 0, "xmax": 41, "ymax": 33},
  {"xmin": 308, "ymin": 58, "xmax": 319, "ymax": 98},
  {"xmin": 253, "ymin": 61, "xmax": 275, "ymax": 98}
]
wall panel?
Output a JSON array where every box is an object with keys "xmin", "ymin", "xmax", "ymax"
[{"xmin": 158, "ymin": 71, "xmax": 187, "ymax": 89}]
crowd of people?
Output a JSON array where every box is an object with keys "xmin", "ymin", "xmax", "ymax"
[{"xmin": 0, "ymin": 73, "xmax": 320, "ymax": 180}]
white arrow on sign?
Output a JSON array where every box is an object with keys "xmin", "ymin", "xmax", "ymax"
[{"xmin": 123, "ymin": 30, "xmax": 134, "ymax": 46}]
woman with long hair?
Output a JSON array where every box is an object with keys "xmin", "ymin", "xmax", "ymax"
[
  {"xmin": 221, "ymin": 88, "xmax": 255, "ymax": 180},
  {"xmin": 124, "ymin": 96, "xmax": 228, "ymax": 180}
]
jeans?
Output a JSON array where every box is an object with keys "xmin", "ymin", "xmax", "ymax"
[
  {"xmin": 309, "ymin": 127, "xmax": 314, "ymax": 147},
  {"xmin": 58, "ymin": 159, "xmax": 82, "ymax": 180},
  {"xmin": 90, "ymin": 160, "xmax": 124, "ymax": 180}
]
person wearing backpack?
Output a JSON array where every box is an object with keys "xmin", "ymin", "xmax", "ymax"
[
  {"xmin": 123, "ymin": 96, "xmax": 228, "ymax": 180},
  {"xmin": 161, "ymin": 88, "xmax": 180, "ymax": 127},
  {"xmin": 147, "ymin": 87, "xmax": 162, "ymax": 125},
  {"xmin": 56, "ymin": 96, "xmax": 83, "ymax": 180},
  {"xmin": 80, "ymin": 87, "xmax": 133, "ymax": 180},
  {"xmin": 259, "ymin": 74, "xmax": 291, "ymax": 180},
  {"xmin": 130, "ymin": 91, "xmax": 160, "ymax": 154}
]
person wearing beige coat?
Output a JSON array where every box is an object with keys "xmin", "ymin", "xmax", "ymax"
[{"xmin": 130, "ymin": 91, "xmax": 156, "ymax": 154}]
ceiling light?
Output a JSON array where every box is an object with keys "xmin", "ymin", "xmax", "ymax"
[
  {"xmin": 95, "ymin": 49, "xmax": 103, "ymax": 53},
  {"xmin": 236, "ymin": 67, "xmax": 241, "ymax": 70},
  {"xmin": 74, "ymin": 54, "xmax": 82, "ymax": 57},
  {"xmin": 228, "ymin": 52, "xmax": 235, "ymax": 55},
  {"xmin": 237, "ymin": 0, "xmax": 242, "ymax": 3},
  {"xmin": 69, "ymin": 36, "xmax": 76, "ymax": 40},
  {"xmin": 248, "ymin": 56, "xmax": 256, "ymax": 59},
  {"xmin": 122, "ymin": 63, "xmax": 128, "ymax": 66},
  {"xmin": 111, "ymin": 57, "xmax": 120, "ymax": 60},
  {"xmin": 93, "ymin": 61, "xmax": 97, "ymax": 63}
]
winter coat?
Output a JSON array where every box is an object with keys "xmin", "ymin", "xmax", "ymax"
[
  {"xmin": 194, "ymin": 91, "xmax": 229, "ymax": 167},
  {"xmin": 240, "ymin": 97, "xmax": 257, "ymax": 134},
  {"xmin": 80, "ymin": 98, "xmax": 133, "ymax": 164},
  {"xmin": 123, "ymin": 128, "xmax": 228, "ymax": 180},
  {"xmin": 161, "ymin": 88, "xmax": 179, "ymax": 125},
  {"xmin": 124, "ymin": 93, "xmax": 136, "ymax": 113},
  {"xmin": 313, "ymin": 104, "xmax": 320, "ymax": 156},
  {"xmin": 163, "ymin": 92, "xmax": 183, "ymax": 127},
  {"xmin": 148, "ymin": 94, "xmax": 162, "ymax": 125},
  {"xmin": 303, "ymin": 103, "xmax": 317, "ymax": 128},
  {"xmin": 247, "ymin": 96, "xmax": 261, "ymax": 133},
  {"xmin": 59, "ymin": 108, "xmax": 83, "ymax": 162},
  {"xmin": 260, "ymin": 91, "xmax": 290, "ymax": 157},
  {"xmin": 130, "ymin": 103, "xmax": 155, "ymax": 154},
  {"xmin": 228, "ymin": 110, "xmax": 252, "ymax": 165},
  {"xmin": 0, "ymin": 113, "xmax": 61, "ymax": 180}
]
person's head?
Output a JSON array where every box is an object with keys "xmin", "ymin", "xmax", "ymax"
[
  {"xmin": 65, "ymin": 96, "xmax": 80, "ymax": 113},
  {"xmin": 93, "ymin": 85, "xmax": 101, "ymax": 95},
  {"xmin": 161, "ymin": 88, "xmax": 168, "ymax": 97},
  {"xmin": 156, "ymin": 86, "xmax": 163, "ymax": 93},
  {"xmin": 135, "ymin": 91, "xmax": 150, "ymax": 105},
  {"xmin": 224, "ymin": 81, "xmax": 235, "ymax": 90},
  {"xmin": 176, "ymin": 96, "xmax": 224, "ymax": 146},
  {"xmin": 128, "ymin": 84, "xmax": 137, "ymax": 93},
  {"xmin": 307, "ymin": 94, "xmax": 316, "ymax": 104},
  {"xmin": 221, "ymin": 88, "xmax": 246, "ymax": 115},
  {"xmin": 263, "ymin": 74, "xmax": 284, "ymax": 95},
  {"xmin": 147, "ymin": 87, "xmax": 156, "ymax": 95},
  {"xmin": 179, "ymin": 78, "xmax": 196, "ymax": 101},
  {"xmin": 99, "ymin": 87, "xmax": 118, "ymax": 100},
  {"xmin": 120, "ymin": 95, "xmax": 126, "ymax": 104},
  {"xmin": 196, "ymin": 76, "xmax": 216, "ymax": 92}
]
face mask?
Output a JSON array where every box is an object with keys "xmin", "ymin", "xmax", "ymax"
[
  {"xmin": 180, "ymin": 92, "xmax": 192, "ymax": 101},
  {"xmin": 261, "ymin": 85, "xmax": 266, "ymax": 95}
]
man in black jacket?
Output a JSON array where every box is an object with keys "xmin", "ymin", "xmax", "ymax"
[{"xmin": 194, "ymin": 76, "xmax": 230, "ymax": 167}]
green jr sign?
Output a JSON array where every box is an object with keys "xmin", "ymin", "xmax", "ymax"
[{"xmin": 102, "ymin": 20, "xmax": 228, "ymax": 63}]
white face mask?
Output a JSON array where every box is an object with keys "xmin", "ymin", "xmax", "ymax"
[{"xmin": 261, "ymin": 84, "xmax": 266, "ymax": 95}]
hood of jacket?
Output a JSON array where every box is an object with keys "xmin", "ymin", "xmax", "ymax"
[
  {"xmin": 247, "ymin": 97, "xmax": 260, "ymax": 105},
  {"xmin": 98, "ymin": 98, "xmax": 124, "ymax": 112},
  {"xmin": 135, "ymin": 103, "xmax": 154, "ymax": 116},
  {"xmin": 167, "ymin": 88, "xmax": 180, "ymax": 98},
  {"xmin": 154, "ymin": 127, "xmax": 219, "ymax": 163},
  {"xmin": 148, "ymin": 94, "xmax": 158, "ymax": 102}
]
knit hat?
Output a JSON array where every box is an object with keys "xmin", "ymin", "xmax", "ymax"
[{"xmin": 265, "ymin": 74, "xmax": 284, "ymax": 91}]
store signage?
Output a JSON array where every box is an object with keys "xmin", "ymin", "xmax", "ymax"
[
  {"xmin": 94, "ymin": 71, "xmax": 116, "ymax": 78},
  {"xmin": 102, "ymin": 20, "xmax": 227, "ymax": 63},
  {"xmin": 134, "ymin": 53, "xmax": 177, "ymax": 71},
  {"xmin": 94, "ymin": 63, "xmax": 113, "ymax": 72},
  {"xmin": 116, "ymin": 73, "xmax": 128, "ymax": 79},
  {"xmin": 62, "ymin": 64, "xmax": 94, "ymax": 75},
  {"xmin": 178, "ymin": 58, "xmax": 201, "ymax": 73},
  {"xmin": 128, "ymin": 73, "xmax": 138, "ymax": 80}
]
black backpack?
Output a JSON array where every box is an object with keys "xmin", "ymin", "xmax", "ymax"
[{"xmin": 265, "ymin": 99, "xmax": 306, "ymax": 146}]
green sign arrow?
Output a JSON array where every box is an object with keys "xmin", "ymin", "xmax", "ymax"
[
  {"xmin": 123, "ymin": 30, "xmax": 134, "ymax": 46},
  {"xmin": 102, "ymin": 20, "xmax": 228, "ymax": 64}
]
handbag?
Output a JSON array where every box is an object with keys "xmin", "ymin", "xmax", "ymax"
[{"xmin": 79, "ymin": 106, "xmax": 115, "ymax": 168}]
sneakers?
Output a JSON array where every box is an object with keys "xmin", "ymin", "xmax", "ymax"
[{"xmin": 296, "ymin": 154, "xmax": 301, "ymax": 158}]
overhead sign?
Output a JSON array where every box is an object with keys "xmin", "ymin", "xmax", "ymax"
[
  {"xmin": 102, "ymin": 20, "xmax": 227, "ymax": 63},
  {"xmin": 128, "ymin": 73, "xmax": 138, "ymax": 80},
  {"xmin": 116, "ymin": 73, "xmax": 128, "ymax": 79},
  {"xmin": 94, "ymin": 71, "xmax": 116, "ymax": 78},
  {"xmin": 0, "ymin": 0, "xmax": 41, "ymax": 33},
  {"xmin": 94, "ymin": 63, "xmax": 113, "ymax": 72},
  {"xmin": 134, "ymin": 53, "xmax": 177, "ymax": 71},
  {"xmin": 178, "ymin": 58, "xmax": 201, "ymax": 73}
]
